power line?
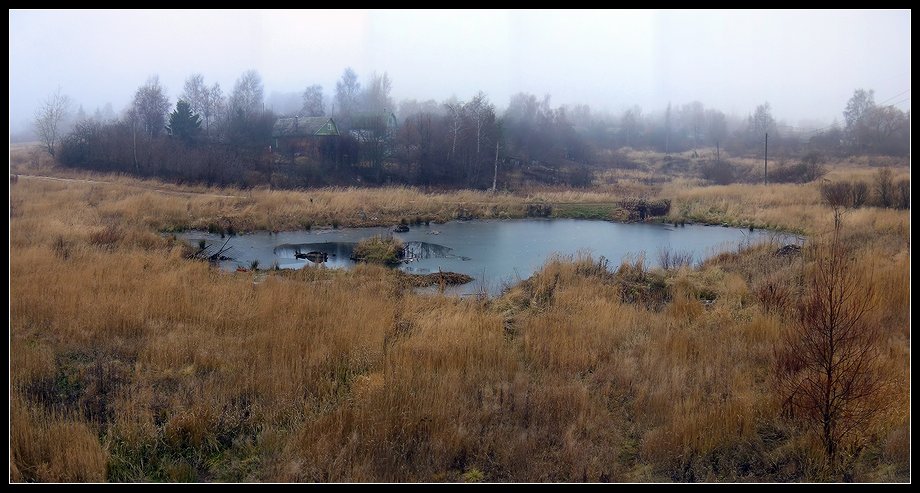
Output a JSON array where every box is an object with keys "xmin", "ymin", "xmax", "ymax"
[
  {"xmin": 792, "ymin": 121, "xmax": 842, "ymax": 136},
  {"xmin": 877, "ymin": 89, "xmax": 911, "ymax": 106}
]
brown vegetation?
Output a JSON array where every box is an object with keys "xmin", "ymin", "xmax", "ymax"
[
  {"xmin": 776, "ymin": 222, "xmax": 884, "ymax": 475},
  {"xmin": 9, "ymin": 154, "xmax": 909, "ymax": 482},
  {"xmin": 351, "ymin": 235, "xmax": 405, "ymax": 264},
  {"xmin": 397, "ymin": 271, "xmax": 475, "ymax": 288}
]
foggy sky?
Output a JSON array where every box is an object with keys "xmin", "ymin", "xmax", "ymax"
[{"xmin": 9, "ymin": 9, "xmax": 911, "ymax": 134}]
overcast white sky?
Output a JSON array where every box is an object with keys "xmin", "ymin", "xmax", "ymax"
[{"xmin": 9, "ymin": 9, "xmax": 911, "ymax": 133}]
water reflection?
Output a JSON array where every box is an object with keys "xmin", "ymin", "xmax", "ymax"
[
  {"xmin": 273, "ymin": 240, "xmax": 455, "ymax": 265},
  {"xmin": 403, "ymin": 241, "xmax": 454, "ymax": 260}
]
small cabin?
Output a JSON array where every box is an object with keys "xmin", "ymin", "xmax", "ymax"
[
  {"xmin": 348, "ymin": 112, "xmax": 398, "ymax": 143},
  {"xmin": 272, "ymin": 116, "xmax": 339, "ymax": 157}
]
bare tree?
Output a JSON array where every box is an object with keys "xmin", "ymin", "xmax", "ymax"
[
  {"xmin": 133, "ymin": 76, "xmax": 170, "ymax": 137},
  {"xmin": 301, "ymin": 84, "xmax": 324, "ymax": 116},
  {"xmin": 445, "ymin": 100, "xmax": 465, "ymax": 162},
  {"xmin": 362, "ymin": 72, "xmax": 393, "ymax": 114},
  {"xmin": 229, "ymin": 70, "xmax": 264, "ymax": 117},
  {"xmin": 34, "ymin": 88, "xmax": 72, "ymax": 157},
  {"xmin": 843, "ymin": 89, "xmax": 875, "ymax": 150},
  {"xmin": 776, "ymin": 218, "xmax": 883, "ymax": 470},
  {"xmin": 621, "ymin": 106, "xmax": 641, "ymax": 148},
  {"xmin": 182, "ymin": 77, "xmax": 225, "ymax": 138},
  {"xmin": 865, "ymin": 105, "xmax": 909, "ymax": 153},
  {"xmin": 895, "ymin": 179, "xmax": 910, "ymax": 210},
  {"xmin": 867, "ymin": 106, "xmax": 899, "ymax": 146},
  {"xmin": 126, "ymin": 106, "xmax": 140, "ymax": 171},
  {"xmin": 874, "ymin": 167, "xmax": 894, "ymax": 208},
  {"xmin": 334, "ymin": 67, "xmax": 361, "ymax": 125},
  {"xmin": 850, "ymin": 181, "xmax": 869, "ymax": 208},
  {"xmin": 182, "ymin": 74, "xmax": 208, "ymax": 118},
  {"xmin": 748, "ymin": 102, "xmax": 776, "ymax": 137},
  {"xmin": 706, "ymin": 108, "xmax": 728, "ymax": 148},
  {"xmin": 682, "ymin": 101, "xmax": 705, "ymax": 150},
  {"xmin": 205, "ymin": 82, "xmax": 225, "ymax": 136},
  {"xmin": 820, "ymin": 181, "xmax": 853, "ymax": 209},
  {"xmin": 467, "ymin": 91, "xmax": 494, "ymax": 161}
]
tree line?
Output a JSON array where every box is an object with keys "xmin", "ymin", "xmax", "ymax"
[{"xmin": 34, "ymin": 68, "xmax": 910, "ymax": 189}]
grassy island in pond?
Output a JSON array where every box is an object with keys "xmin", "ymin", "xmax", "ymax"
[{"xmin": 350, "ymin": 235, "xmax": 405, "ymax": 265}]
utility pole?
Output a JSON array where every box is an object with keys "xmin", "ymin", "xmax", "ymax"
[
  {"xmin": 492, "ymin": 140, "xmax": 500, "ymax": 193},
  {"xmin": 716, "ymin": 141, "xmax": 720, "ymax": 162},
  {"xmin": 665, "ymin": 102, "xmax": 672, "ymax": 157},
  {"xmin": 764, "ymin": 132, "xmax": 768, "ymax": 185}
]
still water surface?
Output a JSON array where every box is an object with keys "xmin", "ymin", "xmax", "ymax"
[{"xmin": 181, "ymin": 219, "xmax": 789, "ymax": 295}]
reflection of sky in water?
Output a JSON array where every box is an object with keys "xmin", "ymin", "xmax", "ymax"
[{"xmin": 181, "ymin": 219, "xmax": 798, "ymax": 296}]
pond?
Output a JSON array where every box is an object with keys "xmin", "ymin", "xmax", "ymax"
[{"xmin": 180, "ymin": 219, "xmax": 793, "ymax": 296}]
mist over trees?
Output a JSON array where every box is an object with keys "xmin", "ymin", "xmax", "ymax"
[
  {"xmin": 132, "ymin": 76, "xmax": 170, "ymax": 138},
  {"xmin": 44, "ymin": 69, "xmax": 909, "ymax": 190},
  {"xmin": 301, "ymin": 85, "xmax": 325, "ymax": 117},
  {"xmin": 334, "ymin": 67, "xmax": 362, "ymax": 128},
  {"xmin": 182, "ymin": 74, "xmax": 224, "ymax": 137}
]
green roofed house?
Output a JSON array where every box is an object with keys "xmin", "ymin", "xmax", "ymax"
[{"xmin": 271, "ymin": 116, "xmax": 339, "ymax": 159}]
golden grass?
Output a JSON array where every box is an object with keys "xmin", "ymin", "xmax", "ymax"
[
  {"xmin": 663, "ymin": 178, "xmax": 910, "ymax": 239},
  {"xmin": 10, "ymin": 175, "xmax": 630, "ymax": 233},
  {"xmin": 351, "ymin": 235, "xmax": 405, "ymax": 264},
  {"xmin": 11, "ymin": 396, "xmax": 108, "ymax": 482},
  {"xmin": 8, "ymin": 154, "xmax": 910, "ymax": 482}
]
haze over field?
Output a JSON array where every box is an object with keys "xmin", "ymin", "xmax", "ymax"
[{"xmin": 9, "ymin": 9, "xmax": 911, "ymax": 136}]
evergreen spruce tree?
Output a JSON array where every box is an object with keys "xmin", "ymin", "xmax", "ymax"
[{"xmin": 166, "ymin": 100, "xmax": 202, "ymax": 144}]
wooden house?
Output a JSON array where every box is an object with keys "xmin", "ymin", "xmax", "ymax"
[{"xmin": 271, "ymin": 116, "xmax": 339, "ymax": 158}]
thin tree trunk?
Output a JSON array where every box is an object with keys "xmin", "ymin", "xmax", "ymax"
[
  {"xmin": 476, "ymin": 119, "xmax": 482, "ymax": 160},
  {"xmin": 133, "ymin": 119, "xmax": 139, "ymax": 172}
]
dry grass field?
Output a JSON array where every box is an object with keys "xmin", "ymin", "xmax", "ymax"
[{"xmin": 9, "ymin": 146, "xmax": 910, "ymax": 482}]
